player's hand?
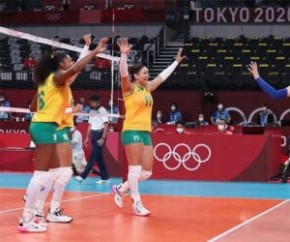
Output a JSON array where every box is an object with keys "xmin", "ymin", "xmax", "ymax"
[
  {"xmin": 95, "ymin": 37, "xmax": 108, "ymax": 53},
  {"xmin": 84, "ymin": 138, "xmax": 89, "ymax": 147},
  {"xmin": 248, "ymin": 61, "xmax": 260, "ymax": 80},
  {"xmin": 82, "ymin": 34, "xmax": 92, "ymax": 46},
  {"xmin": 175, "ymin": 48, "xmax": 186, "ymax": 63},
  {"xmin": 117, "ymin": 38, "xmax": 132, "ymax": 54},
  {"xmin": 97, "ymin": 138, "xmax": 105, "ymax": 147}
]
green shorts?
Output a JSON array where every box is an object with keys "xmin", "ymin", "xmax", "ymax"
[
  {"xmin": 121, "ymin": 130, "xmax": 152, "ymax": 146},
  {"xmin": 29, "ymin": 122, "xmax": 57, "ymax": 144},
  {"xmin": 56, "ymin": 127, "xmax": 71, "ymax": 144}
]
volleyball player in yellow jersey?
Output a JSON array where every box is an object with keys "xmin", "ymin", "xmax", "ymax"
[
  {"xmin": 112, "ymin": 38, "xmax": 185, "ymax": 216},
  {"xmin": 32, "ymin": 36, "xmax": 92, "ymax": 225},
  {"xmin": 19, "ymin": 36, "xmax": 108, "ymax": 232}
]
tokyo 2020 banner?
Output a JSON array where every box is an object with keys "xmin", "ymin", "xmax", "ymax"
[{"xmin": 191, "ymin": 7, "xmax": 290, "ymax": 24}]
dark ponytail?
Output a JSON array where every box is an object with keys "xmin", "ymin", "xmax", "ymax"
[
  {"xmin": 129, "ymin": 64, "xmax": 146, "ymax": 82},
  {"xmin": 34, "ymin": 52, "xmax": 67, "ymax": 86}
]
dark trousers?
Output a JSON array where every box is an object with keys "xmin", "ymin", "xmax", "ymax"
[{"xmin": 81, "ymin": 131, "xmax": 110, "ymax": 180}]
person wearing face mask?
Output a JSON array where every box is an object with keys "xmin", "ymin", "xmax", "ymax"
[
  {"xmin": 258, "ymin": 104, "xmax": 271, "ymax": 127},
  {"xmin": 153, "ymin": 110, "xmax": 164, "ymax": 125},
  {"xmin": 211, "ymin": 102, "xmax": 230, "ymax": 124},
  {"xmin": 176, "ymin": 120, "xmax": 191, "ymax": 134},
  {"xmin": 196, "ymin": 113, "xmax": 209, "ymax": 126},
  {"xmin": 167, "ymin": 102, "xmax": 182, "ymax": 124},
  {"xmin": 23, "ymin": 101, "xmax": 33, "ymax": 121},
  {"xmin": 0, "ymin": 93, "xmax": 11, "ymax": 121},
  {"xmin": 107, "ymin": 98, "xmax": 119, "ymax": 123},
  {"xmin": 216, "ymin": 118, "xmax": 233, "ymax": 135},
  {"xmin": 74, "ymin": 94, "xmax": 110, "ymax": 184}
]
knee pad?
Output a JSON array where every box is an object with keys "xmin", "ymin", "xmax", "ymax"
[
  {"xmin": 57, "ymin": 167, "xmax": 73, "ymax": 185},
  {"xmin": 128, "ymin": 165, "xmax": 142, "ymax": 180},
  {"xmin": 30, "ymin": 171, "xmax": 51, "ymax": 187},
  {"xmin": 139, "ymin": 170, "xmax": 152, "ymax": 181}
]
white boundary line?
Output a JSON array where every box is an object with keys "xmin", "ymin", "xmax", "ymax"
[
  {"xmin": 0, "ymin": 192, "xmax": 108, "ymax": 214},
  {"xmin": 207, "ymin": 199, "xmax": 290, "ymax": 242}
]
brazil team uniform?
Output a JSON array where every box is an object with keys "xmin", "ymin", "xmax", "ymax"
[
  {"xmin": 30, "ymin": 73, "xmax": 66, "ymax": 144},
  {"xmin": 56, "ymin": 85, "xmax": 74, "ymax": 144},
  {"xmin": 121, "ymin": 79, "xmax": 153, "ymax": 146}
]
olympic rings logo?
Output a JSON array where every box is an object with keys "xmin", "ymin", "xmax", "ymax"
[
  {"xmin": 154, "ymin": 143, "xmax": 211, "ymax": 171},
  {"xmin": 46, "ymin": 13, "xmax": 61, "ymax": 22}
]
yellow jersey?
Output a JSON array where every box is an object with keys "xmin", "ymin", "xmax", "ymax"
[
  {"xmin": 122, "ymin": 81, "xmax": 153, "ymax": 132},
  {"xmin": 32, "ymin": 73, "xmax": 66, "ymax": 125},
  {"xmin": 58, "ymin": 85, "xmax": 74, "ymax": 129}
]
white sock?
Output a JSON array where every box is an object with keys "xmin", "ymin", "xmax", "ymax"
[
  {"xmin": 127, "ymin": 165, "xmax": 142, "ymax": 203},
  {"xmin": 119, "ymin": 181, "xmax": 130, "ymax": 195},
  {"xmin": 34, "ymin": 168, "xmax": 60, "ymax": 214},
  {"xmin": 23, "ymin": 171, "xmax": 50, "ymax": 220},
  {"xmin": 119, "ymin": 170, "xmax": 152, "ymax": 195},
  {"xmin": 50, "ymin": 167, "xmax": 72, "ymax": 212}
]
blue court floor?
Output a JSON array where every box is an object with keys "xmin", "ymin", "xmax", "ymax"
[{"xmin": 0, "ymin": 172, "xmax": 290, "ymax": 200}]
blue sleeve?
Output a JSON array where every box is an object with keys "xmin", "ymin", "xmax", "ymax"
[{"xmin": 256, "ymin": 77, "xmax": 288, "ymax": 99}]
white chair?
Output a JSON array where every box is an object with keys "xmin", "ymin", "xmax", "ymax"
[
  {"xmin": 11, "ymin": 56, "xmax": 22, "ymax": 64},
  {"xmin": 13, "ymin": 64, "xmax": 24, "ymax": 71},
  {"xmin": 9, "ymin": 44, "xmax": 20, "ymax": 51}
]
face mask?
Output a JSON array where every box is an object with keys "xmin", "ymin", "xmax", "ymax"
[
  {"xmin": 218, "ymin": 105, "xmax": 223, "ymax": 110},
  {"xmin": 176, "ymin": 128, "xmax": 184, "ymax": 134},
  {"xmin": 218, "ymin": 125, "xmax": 225, "ymax": 132},
  {"xmin": 199, "ymin": 118, "xmax": 204, "ymax": 122},
  {"xmin": 171, "ymin": 106, "xmax": 176, "ymax": 111},
  {"xmin": 157, "ymin": 114, "xmax": 162, "ymax": 119}
]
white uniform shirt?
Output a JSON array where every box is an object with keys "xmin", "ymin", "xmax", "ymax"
[
  {"xmin": 71, "ymin": 130, "xmax": 83, "ymax": 154},
  {"xmin": 88, "ymin": 106, "xmax": 108, "ymax": 131}
]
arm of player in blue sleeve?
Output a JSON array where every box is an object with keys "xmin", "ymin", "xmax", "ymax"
[{"xmin": 256, "ymin": 77, "xmax": 287, "ymax": 99}]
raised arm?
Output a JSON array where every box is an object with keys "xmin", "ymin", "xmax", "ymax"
[
  {"xmin": 118, "ymin": 38, "xmax": 133, "ymax": 95},
  {"xmin": 67, "ymin": 34, "xmax": 92, "ymax": 85},
  {"xmin": 248, "ymin": 61, "xmax": 290, "ymax": 99},
  {"xmin": 54, "ymin": 37, "xmax": 108, "ymax": 86},
  {"xmin": 148, "ymin": 48, "xmax": 185, "ymax": 92}
]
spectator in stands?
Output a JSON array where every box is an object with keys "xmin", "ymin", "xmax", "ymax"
[
  {"xmin": 75, "ymin": 97, "xmax": 90, "ymax": 123},
  {"xmin": 167, "ymin": 102, "xmax": 183, "ymax": 124},
  {"xmin": 107, "ymin": 98, "xmax": 119, "ymax": 123},
  {"xmin": 23, "ymin": 101, "xmax": 33, "ymax": 121},
  {"xmin": 211, "ymin": 102, "xmax": 230, "ymax": 124},
  {"xmin": 258, "ymin": 104, "xmax": 271, "ymax": 127},
  {"xmin": 196, "ymin": 113, "xmax": 209, "ymax": 126},
  {"xmin": 153, "ymin": 110, "xmax": 165, "ymax": 125},
  {"xmin": 23, "ymin": 54, "xmax": 37, "ymax": 71},
  {"xmin": 216, "ymin": 118, "xmax": 233, "ymax": 135},
  {"xmin": 176, "ymin": 120, "xmax": 191, "ymax": 134},
  {"xmin": 0, "ymin": 93, "xmax": 11, "ymax": 121}
]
